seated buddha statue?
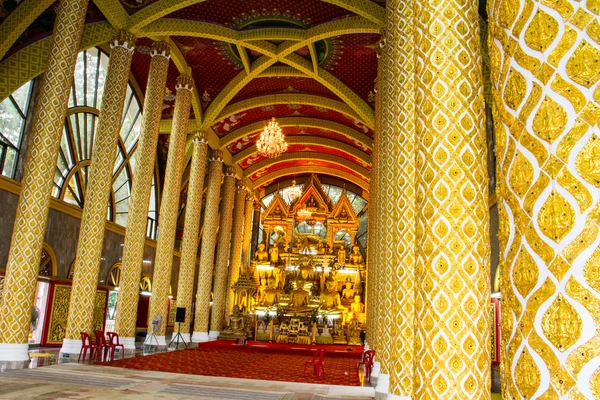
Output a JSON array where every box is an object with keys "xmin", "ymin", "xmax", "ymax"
[
  {"xmin": 254, "ymin": 243, "xmax": 269, "ymax": 263},
  {"xmin": 349, "ymin": 245, "xmax": 364, "ymax": 266},
  {"xmin": 320, "ymin": 277, "xmax": 344, "ymax": 311},
  {"xmin": 288, "ymin": 279, "xmax": 311, "ymax": 312},
  {"xmin": 269, "ymin": 246, "xmax": 279, "ymax": 264},
  {"xmin": 221, "ymin": 305, "xmax": 246, "ymax": 337},
  {"xmin": 350, "ymin": 295, "xmax": 365, "ymax": 315},
  {"xmin": 337, "ymin": 246, "xmax": 347, "ymax": 266},
  {"xmin": 260, "ymin": 278, "xmax": 281, "ymax": 307},
  {"xmin": 341, "ymin": 281, "xmax": 355, "ymax": 301}
]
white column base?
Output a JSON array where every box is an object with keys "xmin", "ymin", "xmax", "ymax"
[
  {"xmin": 375, "ymin": 373, "xmax": 389, "ymax": 400},
  {"xmin": 120, "ymin": 337, "xmax": 136, "ymax": 350},
  {"xmin": 208, "ymin": 330, "xmax": 220, "ymax": 339},
  {"xmin": 371, "ymin": 361, "xmax": 381, "ymax": 379},
  {"xmin": 59, "ymin": 339, "xmax": 82, "ymax": 356},
  {"xmin": 191, "ymin": 331, "xmax": 209, "ymax": 342},
  {"xmin": 154, "ymin": 335, "xmax": 167, "ymax": 346},
  {"xmin": 0, "ymin": 343, "xmax": 30, "ymax": 361},
  {"xmin": 178, "ymin": 333, "xmax": 191, "ymax": 343},
  {"xmin": 387, "ymin": 395, "xmax": 410, "ymax": 400}
]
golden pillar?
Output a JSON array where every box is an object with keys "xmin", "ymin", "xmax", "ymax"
[
  {"xmin": 240, "ymin": 196, "xmax": 254, "ymax": 272},
  {"xmin": 147, "ymin": 75, "xmax": 193, "ymax": 344},
  {"xmin": 0, "ymin": 0, "xmax": 88, "ymax": 362},
  {"xmin": 413, "ymin": 0, "xmax": 490, "ymax": 398},
  {"xmin": 225, "ymin": 184, "xmax": 248, "ymax": 316},
  {"xmin": 488, "ymin": 1, "xmax": 600, "ymax": 397},
  {"xmin": 373, "ymin": 1, "xmax": 417, "ymax": 397},
  {"xmin": 114, "ymin": 42, "xmax": 170, "ymax": 349},
  {"xmin": 175, "ymin": 132, "xmax": 208, "ymax": 341},
  {"xmin": 61, "ymin": 31, "xmax": 136, "ymax": 355},
  {"xmin": 209, "ymin": 167, "xmax": 237, "ymax": 337},
  {"xmin": 191, "ymin": 151, "xmax": 223, "ymax": 342}
]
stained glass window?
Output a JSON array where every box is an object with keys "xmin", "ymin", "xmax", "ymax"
[{"xmin": 0, "ymin": 81, "xmax": 33, "ymax": 178}]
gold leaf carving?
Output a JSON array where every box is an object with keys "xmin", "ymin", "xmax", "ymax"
[
  {"xmin": 515, "ymin": 348, "xmax": 541, "ymax": 398},
  {"xmin": 532, "ymin": 96, "xmax": 568, "ymax": 143},
  {"xmin": 509, "ymin": 151, "xmax": 534, "ymax": 198},
  {"xmin": 538, "ymin": 190, "xmax": 575, "ymax": 242},
  {"xmin": 525, "ymin": 9, "xmax": 559, "ymax": 52},
  {"xmin": 590, "ymin": 363, "xmax": 600, "ymax": 398},
  {"xmin": 556, "ymin": 167, "xmax": 593, "ymax": 212},
  {"xmin": 551, "ymin": 75, "xmax": 586, "ymax": 113},
  {"xmin": 541, "ymin": 294, "xmax": 582, "ymax": 351},
  {"xmin": 498, "ymin": 0, "xmax": 521, "ymax": 29},
  {"xmin": 504, "ymin": 68, "xmax": 527, "ymax": 110},
  {"xmin": 575, "ymin": 134, "xmax": 600, "ymax": 188},
  {"xmin": 513, "ymin": 248, "xmax": 539, "ymax": 298},
  {"xmin": 584, "ymin": 246, "xmax": 600, "ymax": 294},
  {"xmin": 565, "ymin": 40, "xmax": 600, "ymax": 88}
]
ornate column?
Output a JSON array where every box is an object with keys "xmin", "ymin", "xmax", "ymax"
[
  {"xmin": 225, "ymin": 183, "xmax": 248, "ymax": 316},
  {"xmin": 147, "ymin": 75, "xmax": 193, "ymax": 345},
  {"xmin": 250, "ymin": 202, "xmax": 262, "ymax": 257},
  {"xmin": 372, "ymin": 2, "xmax": 418, "ymax": 397},
  {"xmin": 60, "ymin": 31, "xmax": 136, "ymax": 356},
  {"xmin": 191, "ymin": 151, "xmax": 223, "ymax": 342},
  {"xmin": 114, "ymin": 41, "xmax": 170, "ymax": 349},
  {"xmin": 209, "ymin": 167, "xmax": 237, "ymax": 338},
  {"xmin": 240, "ymin": 196, "xmax": 254, "ymax": 272},
  {"xmin": 413, "ymin": 0, "xmax": 490, "ymax": 398},
  {"xmin": 0, "ymin": 0, "xmax": 88, "ymax": 362},
  {"xmin": 488, "ymin": 1, "xmax": 600, "ymax": 398},
  {"xmin": 175, "ymin": 132, "xmax": 208, "ymax": 341}
]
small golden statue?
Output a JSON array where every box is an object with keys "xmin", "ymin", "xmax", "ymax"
[
  {"xmin": 288, "ymin": 279, "xmax": 311, "ymax": 312},
  {"xmin": 342, "ymin": 280, "xmax": 355, "ymax": 301},
  {"xmin": 347, "ymin": 320, "xmax": 362, "ymax": 346},
  {"xmin": 350, "ymin": 295, "xmax": 365, "ymax": 315},
  {"xmin": 219, "ymin": 305, "xmax": 246, "ymax": 339},
  {"xmin": 269, "ymin": 246, "xmax": 279, "ymax": 264},
  {"xmin": 320, "ymin": 277, "xmax": 344, "ymax": 311},
  {"xmin": 254, "ymin": 243, "xmax": 269, "ymax": 262},
  {"xmin": 337, "ymin": 246, "xmax": 347, "ymax": 266},
  {"xmin": 349, "ymin": 245, "xmax": 364, "ymax": 266},
  {"xmin": 260, "ymin": 277, "xmax": 280, "ymax": 307}
]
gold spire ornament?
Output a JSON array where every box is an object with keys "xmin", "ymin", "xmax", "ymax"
[{"xmin": 257, "ymin": 117, "xmax": 288, "ymax": 158}]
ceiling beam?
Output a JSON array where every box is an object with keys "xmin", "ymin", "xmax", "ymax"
[
  {"xmin": 220, "ymin": 117, "xmax": 372, "ymax": 150},
  {"xmin": 233, "ymin": 136, "xmax": 371, "ymax": 166},
  {"xmin": 245, "ymin": 152, "xmax": 370, "ymax": 180},
  {"xmin": 253, "ymin": 166, "xmax": 369, "ymax": 192},
  {"xmin": 0, "ymin": 0, "xmax": 55, "ymax": 60},
  {"xmin": 236, "ymin": 44, "xmax": 252, "ymax": 75},
  {"xmin": 308, "ymin": 42, "xmax": 319, "ymax": 75},
  {"xmin": 320, "ymin": 0, "xmax": 385, "ymax": 26},
  {"xmin": 92, "ymin": 0, "xmax": 129, "ymax": 29},
  {"xmin": 217, "ymin": 94, "xmax": 362, "ymax": 126},
  {"xmin": 128, "ymin": 0, "xmax": 209, "ymax": 33}
]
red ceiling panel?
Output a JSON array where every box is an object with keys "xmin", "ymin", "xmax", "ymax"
[
  {"xmin": 231, "ymin": 77, "xmax": 340, "ymax": 103},
  {"xmin": 248, "ymin": 159, "xmax": 365, "ymax": 182}
]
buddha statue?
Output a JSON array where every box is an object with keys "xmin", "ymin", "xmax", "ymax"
[
  {"xmin": 260, "ymin": 278, "xmax": 281, "ymax": 307},
  {"xmin": 298, "ymin": 263, "xmax": 315, "ymax": 282},
  {"xmin": 337, "ymin": 246, "xmax": 347, "ymax": 266},
  {"xmin": 347, "ymin": 320, "xmax": 362, "ymax": 346},
  {"xmin": 257, "ymin": 278, "xmax": 267, "ymax": 300},
  {"xmin": 350, "ymin": 295, "xmax": 365, "ymax": 315},
  {"xmin": 255, "ymin": 243, "xmax": 269, "ymax": 263},
  {"xmin": 220, "ymin": 305, "xmax": 246, "ymax": 339},
  {"xmin": 269, "ymin": 246, "xmax": 279, "ymax": 264},
  {"xmin": 349, "ymin": 245, "xmax": 364, "ymax": 266},
  {"xmin": 342, "ymin": 281, "xmax": 355, "ymax": 301},
  {"xmin": 288, "ymin": 279, "xmax": 311, "ymax": 312},
  {"xmin": 320, "ymin": 277, "xmax": 343, "ymax": 311}
]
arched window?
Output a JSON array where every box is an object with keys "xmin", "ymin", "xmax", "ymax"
[{"xmin": 0, "ymin": 80, "xmax": 33, "ymax": 178}]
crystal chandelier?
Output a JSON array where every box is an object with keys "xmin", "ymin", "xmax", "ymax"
[
  {"xmin": 257, "ymin": 117, "xmax": 288, "ymax": 158},
  {"xmin": 297, "ymin": 208, "xmax": 312, "ymax": 221},
  {"xmin": 284, "ymin": 180, "xmax": 302, "ymax": 202}
]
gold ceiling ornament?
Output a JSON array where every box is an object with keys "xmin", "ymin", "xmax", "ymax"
[
  {"xmin": 257, "ymin": 117, "xmax": 288, "ymax": 158},
  {"xmin": 297, "ymin": 208, "xmax": 312, "ymax": 221},
  {"xmin": 284, "ymin": 180, "xmax": 302, "ymax": 202}
]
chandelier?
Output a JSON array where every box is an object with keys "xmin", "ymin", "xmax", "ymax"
[
  {"xmin": 297, "ymin": 208, "xmax": 312, "ymax": 221},
  {"xmin": 257, "ymin": 117, "xmax": 288, "ymax": 158},
  {"xmin": 284, "ymin": 180, "xmax": 302, "ymax": 202}
]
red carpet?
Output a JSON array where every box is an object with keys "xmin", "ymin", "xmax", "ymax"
[{"xmin": 102, "ymin": 340, "xmax": 363, "ymax": 386}]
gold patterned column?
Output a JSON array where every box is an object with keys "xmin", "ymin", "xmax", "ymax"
[
  {"xmin": 240, "ymin": 196, "xmax": 254, "ymax": 273},
  {"xmin": 60, "ymin": 31, "xmax": 136, "ymax": 355},
  {"xmin": 413, "ymin": 0, "xmax": 490, "ymax": 398},
  {"xmin": 147, "ymin": 75, "xmax": 193, "ymax": 344},
  {"xmin": 225, "ymin": 184, "xmax": 248, "ymax": 316},
  {"xmin": 0, "ymin": 0, "xmax": 88, "ymax": 362},
  {"xmin": 209, "ymin": 167, "xmax": 237, "ymax": 337},
  {"xmin": 488, "ymin": 1, "xmax": 600, "ymax": 397},
  {"xmin": 191, "ymin": 151, "xmax": 223, "ymax": 342},
  {"xmin": 175, "ymin": 132, "xmax": 208, "ymax": 341},
  {"xmin": 114, "ymin": 42, "xmax": 170, "ymax": 349},
  {"xmin": 372, "ymin": 2, "xmax": 417, "ymax": 397}
]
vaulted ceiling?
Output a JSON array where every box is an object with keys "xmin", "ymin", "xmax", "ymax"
[{"xmin": 0, "ymin": 0, "xmax": 385, "ymax": 196}]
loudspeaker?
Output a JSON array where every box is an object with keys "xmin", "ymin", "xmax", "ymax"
[{"xmin": 175, "ymin": 307, "xmax": 186, "ymax": 323}]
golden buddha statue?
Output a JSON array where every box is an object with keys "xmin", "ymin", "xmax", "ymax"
[
  {"xmin": 254, "ymin": 243, "xmax": 269, "ymax": 263},
  {"xmin": 347, "ymin": 320, "xmax": 362, "ymax": 346},
  {"xmin": 220, "ymin": 305, "xmax": 246, "ymax": 339},
  {"xmin": 349, "ymin": 245, "xmax": 364, "ymax": 266},
  {"xmin": 341, "ymin": 281, "xmax": 355, "ymax": 301},
  {"xmin": 320, "ymin": 277, "xmax": 344, "ymax": 311},
  {"xmin": 269, "ymin": 246, "xmax": 279, "ymax": 264},
  {"xmin": 298, "ymin": 263, "xmax": 315, "ymax": 282},
  {"xmin": 350, "ymin": 295, "xmax": 365, "ymax": 315},
  {"xmin": 257, "ymin": 278, "xmax": 267, "ymax": 300},
  {"xmin": 260, "ymin": 278, "xmax": 280, "ymax": 307},
  {"xmin": 337, "ymin": 246, "xmax": 347, "ymax": 266},
  {"xmin": 288, "ymin": 279, "xmax": 311, "ymax": 312}
]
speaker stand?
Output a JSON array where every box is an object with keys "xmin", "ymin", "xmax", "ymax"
[{"xmin": 168, "ymin": 322, "xmax": 188, "ymax": 349}]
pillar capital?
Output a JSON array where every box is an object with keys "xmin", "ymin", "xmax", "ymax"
[
  {"xmin": 193, "ymin": 131, "xmax": 208, "ymax": 145},
  {"xmin": 224, "ymin": 166, "xmax": 236, "ymax": 177},
  {"xmin": 210, "ymin": 150, "xmax": 223, "ymax": 162},
  {"xmin": 151, "ymin": 41, "xmax": 170, "ymax": 58},
  {"xmin": 176, "ymin": 75, "xmax": 194, "ymax": 92},
  {"xmin": 111, "ymin": 30, "xmax": 136, "ymax": 52}
]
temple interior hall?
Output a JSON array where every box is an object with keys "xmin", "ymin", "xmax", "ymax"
[{"xmin": 0, "ymin": 0, "xmax": 598, "ymax": 399}]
